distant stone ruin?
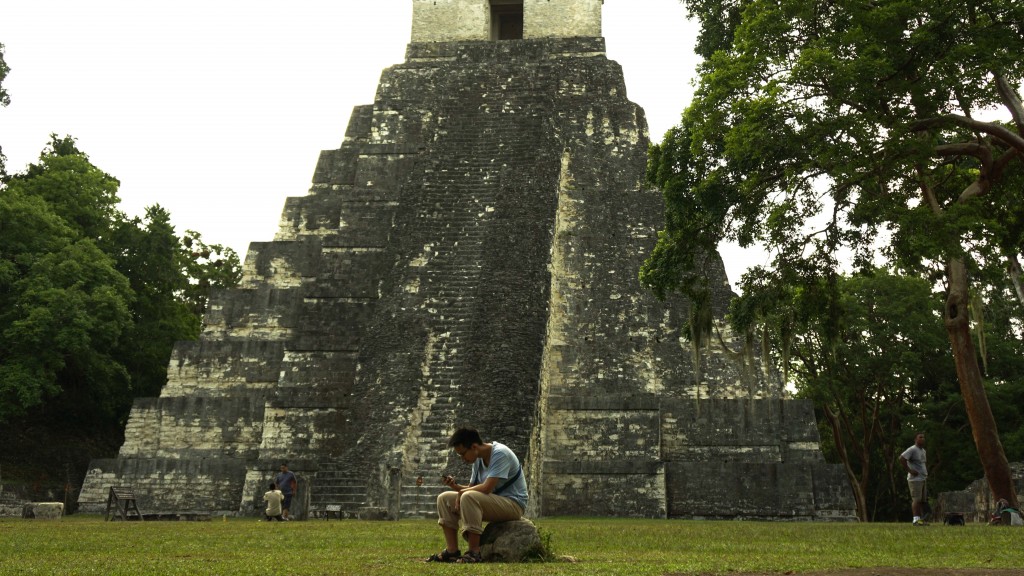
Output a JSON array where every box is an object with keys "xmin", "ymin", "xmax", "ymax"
[
  {"xmin": 79, "ymin": 0, "xmax": 855, "ymax": 521},
  {"xmin": 937, "ymin": 463, "xmax": 1024, "ymax": 523}
]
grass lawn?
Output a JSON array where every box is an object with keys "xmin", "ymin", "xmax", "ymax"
[{"xmin": 0, "ymin": 516, "xmax": 1018, "ymax": 575}]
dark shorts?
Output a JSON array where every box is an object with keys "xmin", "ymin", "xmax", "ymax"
[{"xmin": 282, "ymin": 493, "xmax": 293, "ymax": 509}]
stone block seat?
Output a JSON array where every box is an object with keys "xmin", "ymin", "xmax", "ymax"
[
  {"xmin": 22, "ymin": 502, "xmax": 64, "ymax": 520},
  {"xmin": 479, "ymin": 518, "xmax": 543, "ymax": 563}
]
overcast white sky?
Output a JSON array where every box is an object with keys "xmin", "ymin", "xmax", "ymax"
[{"xmin": 1, "ymin": 0, "xmax": 766, "ymax": 287}]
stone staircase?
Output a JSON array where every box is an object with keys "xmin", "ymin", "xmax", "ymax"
[
  {"xmin": 390, "ymin": 90, "xmax": 531, "ymax": 517},
  {"xmin": 308, "ymin": 462, "xmax": 368, "ymax": 518}
]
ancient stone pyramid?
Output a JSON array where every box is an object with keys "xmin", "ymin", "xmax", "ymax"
[{"xmin": 80, "ymin": 0, "xmax": 854, "ymax": 520}]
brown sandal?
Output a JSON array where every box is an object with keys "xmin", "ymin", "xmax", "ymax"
[{"xmin": 426, "ymin": 549, "xmax": 461, "ymax": 563}]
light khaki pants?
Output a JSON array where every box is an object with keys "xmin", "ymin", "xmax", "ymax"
[
  {"xmin": 436, "ymin": 490, "xmax": 523, "ymax": 535},
  {"xmin": 908, "ymin": 479, "xmax": 926, "ymax": 503}
]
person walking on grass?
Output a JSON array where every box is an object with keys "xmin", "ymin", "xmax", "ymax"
[
  {"xmin": 899, "ymin": 432, "xmax": 928, "ymax": 526},
  {"xmin": 426, "ymin": 427, "xmax": 528, "ymax": 564}
]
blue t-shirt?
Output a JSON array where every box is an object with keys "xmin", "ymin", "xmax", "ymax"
[
  {"xmin": 470, "ymin": 442, "xmax": 528, "ymax": 511},
  {"xmin": 275, "ymin": 470, "xmax": 297, "ymax": 495}
]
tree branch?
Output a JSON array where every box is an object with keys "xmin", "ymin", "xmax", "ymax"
[
  {"xmin": 915, "ymin": 166, "xmax": 943, "ymax": 215},
  {"xmin": 910, "ymin": 115, "xmax": 1024, "ymax": 157},
  {"xmin": 934, "ymin": 142, "xmax": 991, "ymax": 163},
  {"xmin": 957, "ymin": 178, "xmax": 990, "ymax": 204},
  {"xmin": 713, "ymin": 321, "xmax": 742, "ymax": 359},
  {"xmin": 1008, "ymin": 253, "xmax": 1024, "ymax": 309},
  {"xmin": 994, "ymin": 72, "xmax": 1024, "ymax": 134},
  {"xmin": 932, "ymin": 143, "xmax": 993, "ymax": 203}
]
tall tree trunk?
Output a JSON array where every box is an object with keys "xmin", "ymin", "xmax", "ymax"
[
  {"xmin": 945, "ymin": 257, "xmax": 1019, "ymax": 508},
  {"xmin": 1008, "ymin": 253, "xmax": 1024, "ymax": 309},
  {"xmin": 822, "ymin": 405, "xmax": 868, "ymax": 521}
]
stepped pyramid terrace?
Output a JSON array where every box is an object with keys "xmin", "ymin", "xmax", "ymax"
[{"xmin": 79, "ymin": 0, "xmax": 855, "ymax": 521}]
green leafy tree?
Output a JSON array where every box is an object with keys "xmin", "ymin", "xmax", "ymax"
[
  {"xmin": 1, "ymin": 135, "xmax": 242, "ymax": 502},
  {"xmin": 0, "ymin": 189, "xmax": 134, "ymax": 422},
  {"xmin": 107, "ymin": 208, "xmax": 240, "ymax": 399},
  {"xmin": 179, "ymin": 230, "xmax": 241, "ymax": 318},
  {"xmin": 1, "ymin": 138, "xmax": 133, "ymax": 422},
  {"xmin": 1, "ymin": 136, "xmax": 241, "ymax": 416},
  {"xmin": 1, "ymin": 42, "xmax": 11, "ymax": 178},
  {"xmin": 922, "ymin": 268, "xmax": 1024, "ymax": 497},
  {"xmin": 14, "ymin": 136, "xmax": 121, "ymax": 241},
  {"xmin": 106, "ymin": 206, "xmax": 200, "ymax": 400},
  {"xmin": 771, "ymin": 271, "xmax": 954, "ymax": 520},
  {"xmin": 0, "ymin": 43, "xmax": 8, "ymax": 107},
  {"xmin": 643, "ymin": 0, "xmax": 1024, "ymax": 506}
]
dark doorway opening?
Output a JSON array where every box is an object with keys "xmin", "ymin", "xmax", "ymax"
[{"xmin": 490, "ymin": 1, "xmax": 524, "ymax": 40}]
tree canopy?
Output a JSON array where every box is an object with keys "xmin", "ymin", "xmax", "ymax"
[
  {"xmin": 0, "ymin": 42, "xmax": 8, "ymax": 108},
  {"xmin": 0, "ymin": 135, "xmax": 241, "ymax": 428},
  {"xmin": 0, "ymin": 42, "xmax": 10, "ymax": 177},
  {"xmin": 643, "ymin": 0, "xmax": 1024, "ymax": 507}
]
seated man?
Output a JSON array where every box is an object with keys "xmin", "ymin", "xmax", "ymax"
[
  {"xmin": 427, "ymin": 427, "xmax": 528, "ymax": 564},
  {"xmin": 263, "ymin": 482, "xmax": 284, "ymax": 521}
]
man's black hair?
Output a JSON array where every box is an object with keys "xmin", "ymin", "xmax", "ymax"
[{"xmin": 448, "ymin": 427, "xmax": 483, "ymax": 449}]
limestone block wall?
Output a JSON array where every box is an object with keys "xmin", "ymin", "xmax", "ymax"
[
  {"xmin": 543, "ymin": 461, "xmax": 666, "ymax": 517},
  {"xmin": 162, "ymin": 340, "xmax": 284, "ymax": 397},
  {"xmin": 658, "ymin": 398, "xmax": 851, "ymax": 519},
  {"xmin": 303, "ymin": 36, "xmax": 850, "ymax": 520},
  {"xmin": 810, "ymin": 463, "xmax": 859, "ymax": 520},
  {"xmin": 660, "ymin": 399, "xmax": 824, "ymax": 464},
  {"xmin": 118, "ymin": 396, "xmax": 266, "ymax": 459},
  {"xmin": 78, "ymin": 458, "xmax": 247, "ymax": 514},
  {"xmin": 526, "ymin": 0, "xmax": 602, "ymax": 38},
  {"xmin": 201, "ymin": 286, "xmax": 299, "ymax": 341},
  {"xmin": 668, "ymin": 461, "xmax": 814, "ymax": 518},
  {"xmin": 539, "ymin": 395, "xmax": 665, "ymax": 516},
  {"xmin": 239, "ymin": 240, "xmax": 322, "ymax": 290},
  {"xmin": 412, "ymin": 0, "xmax": 488, "ymax": 42},
  {"xmin": 411, "ymin": 0, "xmax": 603, "ymax": 42},
  {"xmin": 666, "ymin": 460, "xmax": 858, "ymax": 520}
]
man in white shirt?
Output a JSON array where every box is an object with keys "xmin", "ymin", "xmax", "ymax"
[
  {"xmin": 899, "ymin": 432, "xmax": 928, "ymax": 526},
  {"xmin": 263, "ymin": 482, "xmax": 284, "ymax": 521}
]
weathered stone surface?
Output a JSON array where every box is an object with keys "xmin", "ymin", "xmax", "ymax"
[
  {"xmin": 411, "ymin": 0, "xmax": 602, "ymax": 42},
  {"xmin": 479, "ymin": 519, "xmax": 543, "ymax": 562},
  {"xmin": 23, "ymin": 502, "xmax": 64, "ymax": 520},
  {"xmin": 937, "ymin": 462, "xmax": 1024, "ymax": 523},
  {"xmin": 78, "ymin": 458, "xmax": 247, "ymax": 515},
  {"xmin": 80, "ymin": 1, "xmax": 854, "ymax": 521}
]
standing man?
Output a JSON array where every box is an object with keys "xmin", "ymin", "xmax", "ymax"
[
  {"xmin": 899, "ymin": 432, "xmax": 928, "ymax": 526},
  {"xmin": 426, "ymin": 428, "xmax": 528, "ymax": 564},
  {"xmin": 275, "ymin": 463, "xmax": 298, "ymax": 521}
]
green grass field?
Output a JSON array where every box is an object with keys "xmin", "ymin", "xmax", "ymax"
[{"xmin": 0, "ymin": 516, "xmax": 1017, "ymax": 575}]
